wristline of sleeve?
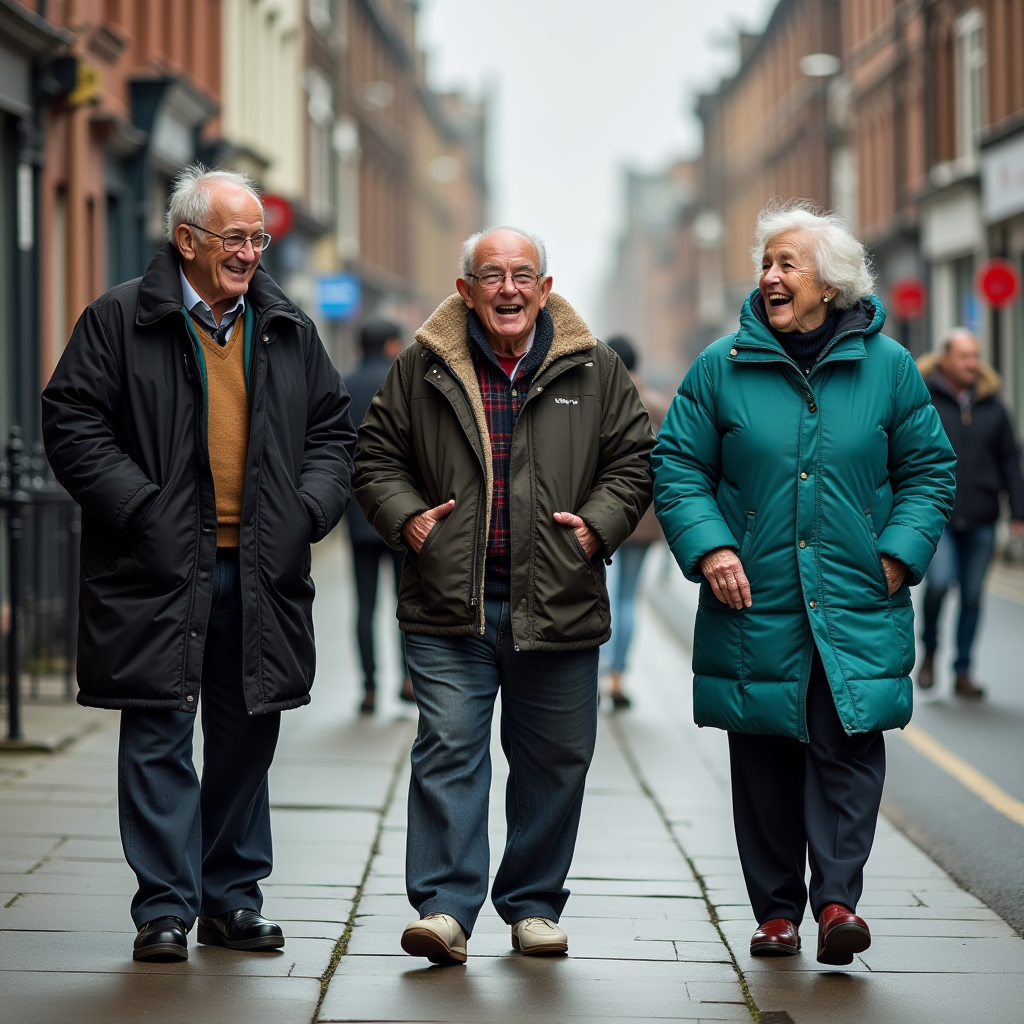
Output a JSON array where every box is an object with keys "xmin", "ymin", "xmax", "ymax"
[
  {"xmin": 115, "ymin": 481, "xmax": 161, "ymax": 533},
  {"xmin": 373, "ymin": 490, "xmax": 430, "ymax": 549},
  {"xmin": 578, "ymin": 501, "xmax": 629, "ymax": 560},
  {"xmin": 667, "ymin": 518, "xmax": 738, "ymax": 584},
  {"xmin": 877, "ymin": 523, "xmax": 936, "ymax": 587}
]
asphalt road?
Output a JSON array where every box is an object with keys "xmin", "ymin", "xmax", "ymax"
[
  {"xmin": 647, "ymin": 549, "xmax": 1024, "ymax": 937},
  {"xmin": 883, "ymin": 586, "xmax": 1024, "ymax": 936}
]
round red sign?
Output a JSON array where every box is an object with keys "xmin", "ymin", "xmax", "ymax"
[
  {"xmin": 889, "ymin": 278, "xmax": 927, "ymax": 321},
  {"xmin": 262, "ymin": 194, "xmax": 294, "ymax": 239},
  {"xmin": 976, "ymin": 259, "xmax": 1022, "ymax": 308}
]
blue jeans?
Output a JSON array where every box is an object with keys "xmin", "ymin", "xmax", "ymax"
[
  {"xmin": 922, "ymin": 525, "xmax": 996, "ymax": 673},
  {"xmin": 118, "ymin": 549, "xmax": 281, "ymax": 928},
  {"xmin": 601, "ymin": 542, "xmax": 651, "ymax": 674},
  {"xmin": 403, "ymin": 599, "xmax": 599, "ymax": 936}
]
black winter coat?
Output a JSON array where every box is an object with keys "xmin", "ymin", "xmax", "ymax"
[
  {"xmin": 42, "ymin": 243, "xmax": 356, "ymax": 714},
  {"xmin": 918, "ymin": 354, "xmax": 1024, "ymax": 530},
  {"xmin": 343, "ymin": 355, "xmax": 394, "ymax": 546}
]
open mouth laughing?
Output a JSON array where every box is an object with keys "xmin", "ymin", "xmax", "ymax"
[
  {"xmin": 767, "ymin": 292, "xmax": 793, "ymax": 308},
  {"xmin": 495, "ymin": 304, "xmax": 523, "ymax": 316},
  {"xmin": 223, "ymin": 260, "xmax": 252, "ymax": 283}
]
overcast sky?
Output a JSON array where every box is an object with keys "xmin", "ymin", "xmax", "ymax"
[{"xmin": 417, "ymin": 0, "xmax": 775, "ymax": 324}]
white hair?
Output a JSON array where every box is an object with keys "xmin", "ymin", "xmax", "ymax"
[
  {"xmin": 166, "ymin": 163, "xmax": 263, "ymax": 240},
  {"xmin": 751, "ymin": 198, "xmax": 874, "ymax": 309},
  {"xmin": 460, "ymin": 226, "xmax": 548, "ymax": 278}
]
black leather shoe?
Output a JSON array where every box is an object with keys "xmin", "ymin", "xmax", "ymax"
[
  {"xmin": 133, "ymin": 916, "xmax": 188, "ymax": 962},
  {"xmin": 197, "ymin": 909, "xmax": 284, "ymax": 950}
]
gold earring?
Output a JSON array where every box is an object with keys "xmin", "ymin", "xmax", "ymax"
[{"xmin": 823, "ymin": 294, "xmax": 830, "ymax": 303}]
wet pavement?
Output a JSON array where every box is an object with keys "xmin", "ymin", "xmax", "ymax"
[{"xmin": 2, "ymin": 539, "xmax": 1024, "ymax": 1022}]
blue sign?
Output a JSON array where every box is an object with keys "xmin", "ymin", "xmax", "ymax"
[{"xmin": 315, "ymin": 273, "xmax": 361, "ymax": 321}]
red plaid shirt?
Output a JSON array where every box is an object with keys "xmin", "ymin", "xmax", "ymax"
[{"xmin": 468, "ymin": 310, "xmax": 553, "ymax": 597}]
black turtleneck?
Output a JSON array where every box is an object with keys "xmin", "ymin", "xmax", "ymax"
[{"xmin": 771, "ymin": 312, "xmax": 838, "ymax": 375}]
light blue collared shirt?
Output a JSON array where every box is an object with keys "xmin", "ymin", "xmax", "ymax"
[{"xmin": 179, "ymin": 266, "xmax": 245, "ymax": 345}]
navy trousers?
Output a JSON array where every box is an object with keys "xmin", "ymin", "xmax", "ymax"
[
  {"xmin": 404, "ymin": 598, "xmax": 599, "ymax": 936},
  {"xmin": 117, "ymin": 549, "xmax": 281, "ymax": 929},
  {"xmin": 727, "ymin": 651, "xmax": 885, "ymax": 925},
  {"xmin": 351, "ymin": 540, "xmax": 406, "ymax": 693}
]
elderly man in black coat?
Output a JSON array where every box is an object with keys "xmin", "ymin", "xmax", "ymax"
[
  {"xmin": 917, "ymin": 328, "xmax": 1024, "ymax": 697},
  {"xmin": 42, "ymin": 165, "xmax": 355, "ymax": 962}
]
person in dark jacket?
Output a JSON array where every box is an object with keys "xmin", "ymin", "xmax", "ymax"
[
  {"xmin": 354, "ymin": 227, "xmax": 654, "ymax": 965},
  {"xmin": 41, "ymin": 165, "xmax": 355, "ymax": 963},
  {"xmin": 917, "ymin": 329, "xmax": 1024, "ymax": 698},
  {"xmin": 343, "ymin": 318, "xmax": 413, "ymax": 714}
]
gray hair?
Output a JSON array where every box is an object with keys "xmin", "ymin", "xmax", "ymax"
[
  {"xmin": 459, "ymin": 226, "xmax": 548, "ymax": 278},
  {"xmin": 751, "ymin": 198, "xmax": 874, "ymax": 309},
  {"xmin": 166, "ymin": 163, "xmax": 263, "ymax": 240}
]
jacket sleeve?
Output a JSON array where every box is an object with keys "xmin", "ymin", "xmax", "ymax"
[
  {"xmin": 297, "ymin": 327, "xmax": 357, "ymax": 543},
  {"xmin": 877, "ymin": 350, "xmax": 957, "ymax": 585},
  {"xmin": 41, "ymin": 302, "xmax": 159, "ymax": 532},
  {"xmin": 352, "ymin": 354, "xmax": 430, "ymax": 549},
  {"xmin": 995, "ymin": 403, "xmax": 1024, "ymax": 521},
  {"xmin": 651, "ymin": 350, "xmax": 738, "ymax": 583},
  {"xmin": 576, "ymin": 352, "xmax": 655, "ymax": 559}
]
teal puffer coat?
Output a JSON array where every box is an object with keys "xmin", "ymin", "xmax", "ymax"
[{"xmin": 652, "ymin": 294, "xmax": 956, "ymax": 739}]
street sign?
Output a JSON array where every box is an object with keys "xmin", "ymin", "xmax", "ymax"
[
  {"xmin": 890, "ymin": 277, "xmax": 927, "ymax": 321},
  {"xmin": 976, "ymin": 258, "xmax": 1022, "ymax": 308},
  {"xmin": 315, "ymin": 273, "xmax": 361, "ymax": 321},
  {"xmin": 262, "ymin": 194, "xmax": 294, "ymax": 239}
]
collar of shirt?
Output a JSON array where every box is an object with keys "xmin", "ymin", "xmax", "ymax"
[{"xmin": 179, "ymin": 265, "xmax": 245, "ymax": 339}]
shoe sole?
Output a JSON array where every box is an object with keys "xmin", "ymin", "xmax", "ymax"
[
  {"xmin": 750, "ymin": 940, "xmax": 800, "ymax": 957},
  {"xmin": 511, "ymin": 933, "xmax": 569, "ymax": 956},
  {"xmin": 817, "ymin": 923, "xmax": 870, "ymax": 966},
  {"xmin": 401, "ymin": 926, "xmax": 467, "ymax": 965},
  {"xmin": 196, "ymin": 925, "xmax": 284, "ymax": 951},
  {"xmin": 133, "ymin": 942, "xmax": 188, "ymax": 962}
]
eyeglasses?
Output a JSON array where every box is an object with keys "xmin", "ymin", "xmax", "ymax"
[
  {"xmin": 466, "ymin": 269, "xmax": 541, "ymax": 290},
  {"xmin": 186, "ymin": 223, "xmax": 272, "ymax": 253}
]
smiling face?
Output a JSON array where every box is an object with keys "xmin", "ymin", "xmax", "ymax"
[
  {"xmin": 455, "ymin": 229, "xmax": 553, "ymax": 356},
  {"xmin": 759, "ymin": 230, "xmax": 836, "ymax": 333},
  {"xmin": 175, "ymin": 182, "xmax": 264, "ymax": 322}
]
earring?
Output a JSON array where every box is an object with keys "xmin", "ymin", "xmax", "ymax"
[{"xmin": 822, "ymin": 294, "xmax": 830, "ymax": 303}]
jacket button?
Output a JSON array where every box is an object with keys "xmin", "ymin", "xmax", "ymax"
[
  {"xmin": 799, "ymin": 540, "xmax": 807, "ymax": 548},
  {"xmin": 800, "ymin": 472, "xmax": 808, "ymax": 480},
  {"xmin": 190, "ymin": 630, "xmax": 197, "ymax": 637},
  {"xmin": 808, "ymin": 403, "xmax": 817, "ymax": 413},
  {"xmin": 730, "ymin": 348, "xmax": 738, "ymax": 356},
  {"xmin": 809, "ymin": 600, "xmax": 817, "ymax": 608},
  {"xmin": 186, "ymin": 695, "xmax": 194, "ymax": 703},
  {"xmin": 262, "ymin": 334, "xmax": 269, "ymax": 342}
]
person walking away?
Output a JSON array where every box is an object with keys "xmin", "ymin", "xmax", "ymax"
[
  {"xmin": 344, "ymin": 319, "xmax": 414, "ymax": 714},
  {"xmin": 354, "ymin": 227, "xmax": 654, "ymax": 964},
  {"xmin": 653, "ymin": 199, "xmax": 955, "ymax": 966},
  {"xmin": 41, "ymin": 165, "xmax": 355, "ymax": 962},
  {"xmin": 916, "ymin": 328, "xmax": 1024, "ymax": 698},
  {"xmin": 600, "ymin": 335, "xmax": 669, "ymax": 709}
]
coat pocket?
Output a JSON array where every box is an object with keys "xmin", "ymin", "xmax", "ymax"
[
  {"xmin": 865, "ymin": 509, "xmax": 891, "ymax": 599},
  {"xmin": 738, "ymin": 510, "xmax": 756, "ymax": 564}
]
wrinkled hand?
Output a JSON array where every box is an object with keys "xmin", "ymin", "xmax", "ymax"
[
  {"xmin": 553, "ymin": 511, "xmax": 600, "ymax": 558},
  {"xmin": 880, "ymin": 554, "xmax": 907, "ymax": 595},
  {"xmin": 402, "ymin": 500, "xmax": 455, "ymax": 554},
  {"xmin": 699, "ymin": 547, "xmax": 752, "ymax": 610}
]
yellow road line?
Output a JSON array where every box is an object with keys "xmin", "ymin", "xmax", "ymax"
[{"xmin": 900, "ymin": 723, "xmax": 1024, "ymax": 828}]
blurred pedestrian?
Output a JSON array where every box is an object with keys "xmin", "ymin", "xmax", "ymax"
[
  {"xmin": 42, "ymin": 165, "xmax": 355, "ymax": 963},
  {"xmin": 355, "ymin": 227, "xmax": 653, "ymax": 964},
  {"xmin": 600, "ymin": 335, "xmax": 669, "ymax": 710},
  {"xmin": 916, "ymin": 329, "xmax": 1024, "ymax": 699},
  {"xmin": 344, "ymin": 318, "xmax": 414, "ymax": 714},
  {"xmin": 653, "ymin": 199, "xmax": 955, "ymax": 966}
]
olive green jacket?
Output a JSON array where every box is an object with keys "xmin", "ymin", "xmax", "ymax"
[{"xmin": 353, "ymin": 293, "xmax": 655, "ymax": 649}]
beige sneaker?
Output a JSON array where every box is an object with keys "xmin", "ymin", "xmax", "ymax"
[
  {"xmin": 511, "ymin": 916, "xmax": 568, "ymax": 955},
  {"xmin": 401, "ymin": 913, "xmax": 467, "ymax": 964}
]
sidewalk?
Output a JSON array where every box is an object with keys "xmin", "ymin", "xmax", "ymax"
[{"xmin": 2, "ymin": 539, "xmax": 1024, "ymax": 1022}]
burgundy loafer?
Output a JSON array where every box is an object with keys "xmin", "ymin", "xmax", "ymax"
[
  {"xmin": 750, "ymin": 918, "xmax": 800, "ymax": 956},
  {"xmin": 817, "ymin": 903, "xmax": 870, "ymax": 965}
]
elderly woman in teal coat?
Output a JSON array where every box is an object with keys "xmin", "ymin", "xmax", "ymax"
[{"xmin": 652, "ymin": 200, "xmax": 956, "ymax": 967}]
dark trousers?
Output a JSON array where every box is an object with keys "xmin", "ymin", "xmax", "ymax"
[
  {"xmin": 727, "ymin": 652, "xmax": 885, "ymax": 925},
  {"xmin": 922, "ymin": 524, "xmax": 996, "ymax": 673},
  {"xmin": 117, "ymin": 549, "xmax": 281, "ymax": 929},
  {"xmin": 403, "ymin": 598, "xmax": 599, "ymax": 936},
  {"xmin": 351, "ymin": 541, "xmax": 406, "ymax": 693}
]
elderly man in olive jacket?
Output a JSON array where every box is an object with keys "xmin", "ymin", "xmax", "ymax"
[
  {"xmin": 354, "ymin": 226, "xmax": 654, "ymax": 964},
  {"xmin": 42, "ymin": 166, "xmax": 355, "ymax": 962}
]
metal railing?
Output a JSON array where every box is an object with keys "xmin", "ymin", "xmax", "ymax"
[{"xmin": 0, "ymin": 426, "xmax": 80, "ymax": 741}]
